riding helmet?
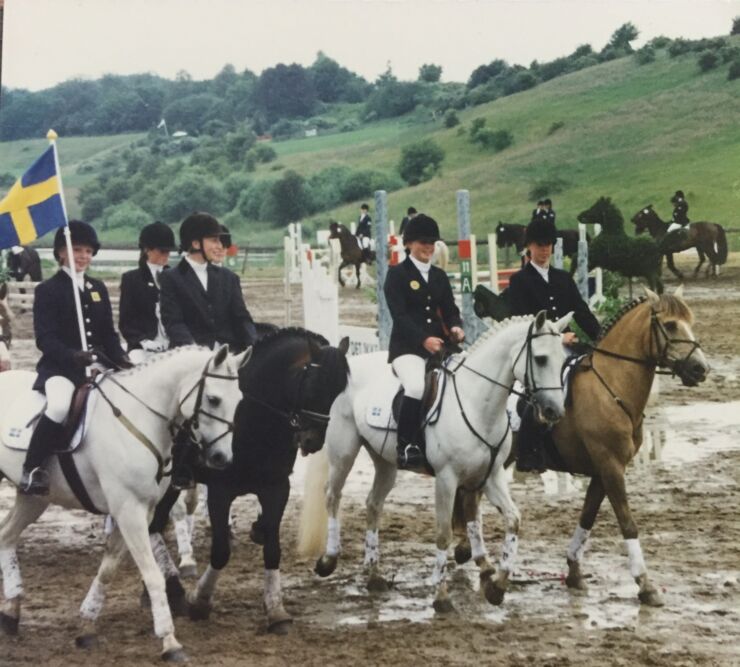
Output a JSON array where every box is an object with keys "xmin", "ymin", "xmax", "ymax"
[
  {"xmin": 524, "ymin": 219, "xmax": 557, "ymax": 246},
  {"xmin": 402, "ymin": 213, "xmax": 441, "ymax": 245},
  {"xmin": 219, "ymin": 224, "xmax": 232, "ymax": 249},
  {"xmin": 139, "ymin": 221, "xmax": 177, "ymax": 251},
  {"xmin": 671, "ymin": 190, "xmax": 685, "ymax": 202},
  {"xmin": 53, "ymin": 220, "xmax": 100, "ymax": 260},
  {"xmin": 179, "ymin": 212, "xmax": 222, "ymax": 253}
]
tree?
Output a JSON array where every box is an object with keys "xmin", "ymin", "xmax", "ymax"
[
  {"xmin": 310, "ymin": 52, "xmax": 369, "ymax": 103},
  {"xmin": 418, "ymin": 64, "xmax": 442, "ymax": 83},
  {"xmin": 732, "ymin": 16, "xmax": 740, "ymax": 35},
  {"xmin": 697, "ymin": 50, "xmax": 720, "ymax": 72},
  {"xmin": 101, "ymin": 202, "xmax": 149, "ymax": 231},
  {"xmin": 263, "ymin": 171, "xmax": 310, "ymax": 226},
  {"xmin": 467, "ymin": 59, "xmax": 508, "ymax": 88},
  {"xmin": 81, "ymin": 192, "xmax": 107, "ymax": 222},
  {"xmin": 155, "ymin": 171, "xmax": 228, "ymax": 222},
  {"xmin": 608, "ymin": 22, "xmax": 639, "ymax": 52},
  {"xmin": 398, "ymin": 139, "xmax": 445, "ymax": 186},
  {"xmin": 162, "ymin": 93, "xmax": 221, "ymax": 134},
  {"xmin": 255, "ymin": 64, "xmax": 316, "ymax": 122}
]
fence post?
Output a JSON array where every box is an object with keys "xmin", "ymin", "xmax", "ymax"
[
  {"xmin": 456, "ymin": 190, "xmax": 482, "ymax": 342},
  {"xmin": 283, "ymin": 235, "xmax": 293, "ymax": 325},
  {"xmin": 374, "ymin": 190, "xmax": 391, "ymax": 350},
  {"xmin": 487, "ymin": 232, "xmax": 498, "ymax": 293},
  {"xmin": 577, "ymin": 223, "xmax": 589, "ymax": 301},
  {"xmin": 553, "ymin": 237, "xmax": 564, "ymax": 270}
]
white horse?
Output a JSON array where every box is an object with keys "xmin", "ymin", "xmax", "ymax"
[
  {"xmin": 0, "ymin": 344, "xmax": 250, "ymax": 662},
  {"xmin": 300, "ymin": 311, "xmax": 573, "ymax": 612}
]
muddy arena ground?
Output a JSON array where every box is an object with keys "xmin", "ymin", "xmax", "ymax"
[{"xmin": 1, "ymin": 254, "xmax": 739, "ymax": 666}]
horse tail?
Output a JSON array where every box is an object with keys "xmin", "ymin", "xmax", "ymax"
[
  {"xmin": 297, "ymin": 447, "xmax": 329, "ymax": 559},
  {"xmin": 715, "ymin": 225, "xmax": 728, "ymax": 265}
]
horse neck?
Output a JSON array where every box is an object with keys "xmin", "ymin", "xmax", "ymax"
[
  {"xmin": 648, "ymin": 213, "xmax": 668, "ymax": 237},
  {"xmin": 593, "ymin": 305, "xmax": 655, "ymax": 416}
]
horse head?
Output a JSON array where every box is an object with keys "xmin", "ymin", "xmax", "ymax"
[
  {"xmin": 644, "ymin": 286, "xmax": 709, "ymax": 387},
  {"xmin": 328, "ymin": 222, "xmax": 343, "ymax": 239},
  {"xmin": 631, "ymin": 204, "xmax": 655, "ymax": 235},
  {"xmin": 511, "ymin": 311, "xmax": 574, "ymax": 425},
  {"xmin": 577, "ymin": 197, "xmax": 625, "ymax": 234}
]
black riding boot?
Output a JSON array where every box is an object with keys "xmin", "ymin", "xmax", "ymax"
[
  {"xmin": 396, "ymin": 397, "xmax": 425, "ymax": 471},
  {"xmin": 170, "ymin": 431, "xmax": 198, "ymax": 491},
  {"xmin": 20, "ymin": 415, "xmax": 65, "ymax": 495},
  {"xmin": 515, "ymin": 404, "xmax": 548, "ymax": 474}
]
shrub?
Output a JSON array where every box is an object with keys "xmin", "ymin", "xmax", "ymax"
[
  {"xmin": 155, "ymin": 170, "xmax": 228, "ymax": 222},
  {"xmin": 101, "ymin": 202, "xmax": 149, "ymax": 231},
  {"xmin": 635, "ymin": 45, "xmax": 656, "ymax": 65},
  {"xmin": 697, "ymin": 50, "xmax": 720, "ymax": 72},
  {"xmin": 252, "ymin": 144, "xmax": 277, "ymax": 163},
  {"xmin": 262, "ymin": 170, "xmax": 311, "ymax": 226},
  {"xmin": 0, "ymin": 172, "xmax": 16, "ymax": 188},
  {"xmin": 719, "ymin": 45, "xmax": 740, "ymax": 64},
  {"xmin": 237, "ymin": 179, "xmax": 275, "ymax": 220},
  {"xmin": 728, "ymin": 60, "xmax": 740, "ymax": 80},
  {"xmin": 471, "ymin": 128, "xmax": 513, "ymax": 152},
  {"xmin": 270, "ymin": 118, "xmax": 303, "ymax": 140},
  {"xmin": 80, "ymin": 192, "xmax": 107, "ymax": 221},
  {"xmin": 398, "ymin": 139, "xmax": 445, "ymax": 186},
  {"xmin": 648, "ymin": 35, "xmax": 672, "ymax": 49},
  {"xmin": 444, "ymin": 110, "xmax": 460, "ymax": 128},
  {"xmin": 668, "ymin": 39, "xmax": 692, "ymax": 58},
  {"xmin": 733, "ymin": 16, "xmax": 740, "ymax": 35},
  {"xmin": 528, "ymin": 177, "xmax": 569, "ymax": 201},
  {"xmin": 223, "ymin": 173, "xmax": 253, "ymax": 210}
]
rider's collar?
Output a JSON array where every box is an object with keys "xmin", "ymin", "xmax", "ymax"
[
  {"xmin": 409, "ymin": 254, "xmax": 431, "ymax": 279},
  {"xmin": 62, "ymin": 265, "xmax": 86, "ymax": 290},
  {"xmin": 530, "ymin": 260, "xmax": 550, "ymax": 282}
]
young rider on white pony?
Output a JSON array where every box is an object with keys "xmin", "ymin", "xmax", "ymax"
[
  {"xmin": 20, "ymin": 221, "xmax": 134, "ymax": 495},
  {"xmin": 383, "ymin": 214, "xmax": 464, "ymax": 472}
]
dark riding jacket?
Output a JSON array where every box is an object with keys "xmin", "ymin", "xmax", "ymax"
[
  {"xmin": 384, "ymin": 257, "xmax": 462, "ymax": 363},
  {"xmin": 119, "ymin": 264, "xmax": 166, "ymax": 350},
  {"xmin": 508, "ymin": 262, "xmax": 600, "ymax": 341},
  {"xmin": 33, "ymin": 270, "xmax": 126, "ymax": 391},
  {"xmin": 356, "ymin": 213, "xmax": 372, "ymax": 238},
  {"xmin": 159, "ymin": 258, "xmax": 257, "ymax": 353},
  {"xmin": 672, "ymin": 199, "xmax": 689, "ymax": 226}
]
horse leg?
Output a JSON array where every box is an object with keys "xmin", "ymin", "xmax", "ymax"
[
  {"xmin": 0, "ymin": 494, "xmax": 48, "ymax": 635},
  {"xmin": 189, "ymin": 486, "xmax": 233, "ymax": 621},
  {"xmin": 480, "ymin": 467, "xmax": 521, "ymax": 606},
  {"xmin": 76, "ymin": 526, "xmax": 127, "ymax": 649},
  {"xmin": 172, "ymin": 489, "xmax": 197, "ymax": 578},
  {"xmin": 431, "ymin": 471, "xmax": 458, "ymax": 613},
  {"xmin": 693, "ymin": 250, "xmax": 705, "ymax": 278},
  {"xmin": 355, "ymin": 262, "xmax": 362, "ymax": 289},
  {"xmin": 565, "ymin": 476, "xmax": 605, "ymax": 592},
  {"xmin": 315, "ymin": 428, "xmax": 362, "ymax": 577},
  {"xmin": 337, "ymin": 260, "xmax": 349, "ymax": 287},
  {"xmin": 452, "ymin": 489, "xmax": 484, "ymax": 565},
  {"xmin": 601, "ymin": 465, "xmax": 663, "ymax": 607},
  {"xmin": 115, "ymin": 503, "xmax": 186, "ymax": 662},
  {"xmin": 363, "ymin": 449, "xmax": 397, "ymax": 592},
  {"xmin": 257, "ymin": 480, "xmax": 292, "ymax": 634},
  {"xmin": 666, "ymin": 253, "xmax": 683, "ymax": 281}
]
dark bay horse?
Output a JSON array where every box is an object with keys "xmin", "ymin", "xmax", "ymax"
[
  {"xmin": 6, "ymin": 247, "xmax": 42, "ymax": 282},
  {"xmin": 148, "ymin": 328, "xmax": 350, "ymax": 633},
  {"xmin": 329, "ymin": 222, "xmax": 375, "ymax": 288},
  {"xmin": 495, "ymin": 222, "xmax": 587, "ymax": 275},
  {"xmin": 630, "ymin": 205, "xmax": 728, "ymax": 280},
  {"xmin": 453, "ymin": 288, "xmax": 708, "ymax": 607}
]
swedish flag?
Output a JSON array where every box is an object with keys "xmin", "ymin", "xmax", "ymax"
[{"xmin": 0, "ymin": 146, "xmax": 67, "ymax": 249}]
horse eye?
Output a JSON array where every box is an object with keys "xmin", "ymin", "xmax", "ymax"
[
  {"xmin": 207, "ymin": 395, "xmax": 221, "ymax": 408},
  {"xmin": 664, "ymin": 321, "xmax": 678, "ymax": 333},
  {"xmin": 534, "ymin": 355, "xmax": 548, "ymax": 366}
]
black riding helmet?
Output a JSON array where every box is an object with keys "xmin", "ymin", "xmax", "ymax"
[
  {"xmin": 219, "ymin": 224, "xmax": 232, "ymax": 249},
  {"xmin": 524, "ymin": 219, "xmax": 557, "ymax": 246},
  {"xmin": 402, "ymin": 213, "xmax": 441, "ymax": 245},
  {"xmin": 179, "ymin": 212, "xmax": 223, "ymax": 255},
  {"xmin": 139, "ymin": 221, "xmax": 177, "ymax": 251},
  {"xmin": 53, "ymin": 220, "xmax": 100, "ymax": 261}
]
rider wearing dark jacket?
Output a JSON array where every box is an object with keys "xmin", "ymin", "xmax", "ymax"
[{"xmin": 670, "ymin": 190, "xmax": 690, "ymax": 227}]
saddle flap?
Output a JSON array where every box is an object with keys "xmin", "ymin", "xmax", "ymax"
[{"xmin": 365, "ymin": 368, "xmax": 445, "ymax": 431}]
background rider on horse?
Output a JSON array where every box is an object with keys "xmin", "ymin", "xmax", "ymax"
[
  {"xmin": 356, "ymin": 203, "xmax": 373, "ymax": 263},
  {"xmin": 669, "ymin": 189, "xmax": 690, "ymax": 231}
]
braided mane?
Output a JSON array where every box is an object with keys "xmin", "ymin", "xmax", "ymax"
[
  {"xmin": 253, "ymin": 326, "xmax": 329, "ymax": 350},
  {"xmin": 596, "ymin": 297, "xmax": 647, "ymax": 342},
  {"xmin": 467, "ymin": 315, "xmax": 534, "ymax": 355}
]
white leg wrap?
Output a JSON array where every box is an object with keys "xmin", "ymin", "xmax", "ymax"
[
  {"xmin": 80, "ymin": 576, "xmax": 105, "ymax": 621},
  {"xmin": 263, "ymin": 569, "xmax": 282, "ymax": 612},
  {"xmin": 499, "ymin": 533, "xmax": 518, "ymax": 573},
  {"xmin": 431, "ymin": 549, "xmax": 448, "ymax": 586},
  {"xmin": 149, "ymin": 533, "xmax": 179, "ymax": 579},
  {"xmin": 195, "ymin": 565, "xmax": 220, "ymax": 602},
  {"xmin": 185, "ymin": 513, "xmax": 195, "ymax": 541},
  {"xmin": 0, "ymin": 549, "xmax": 23, "ymax": 599},
  {"xmin": 363, "ymin": 530, "xmax": 380, "ymax": 567},
  {"xmin": 326, "ymin": 517, "xmax": 341, "ymax": 557},
  {"xmin": 149, "ymin": 587, "xmax": 174, "ymax": 638},
  {"xmin": 466, "ymin": 521, "xmax": 487, "ymax": 561},
  {"xmin": 174, "ymin": 520, "xmax": 193, "ymax": 558},
  {"xmin": 625, "ymin": 538, "xmax": 647, "ymax": 578},
  {"xmin": 566, "ymin": 525, "xmax": 591, "ymax": 563}
]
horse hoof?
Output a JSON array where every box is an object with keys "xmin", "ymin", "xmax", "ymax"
[
  {"xmin": 314, "ymin": 555, "xmax": 338, "ymax": 578},
  {"xmin": 188, "ymin": 599, "xmax": 212, "ymax": 622},
  {"xmin": 483, "ymin": 578, "xmax": 507, "ymax": 606},
  {"xmin": 161, "ymin": 648, "xmax": 189, "ymax": 663},
  {"xmin": 179, "ymin": 564, "xmax": 198, "ymax": 579},
  {"xmin": 433, "ymin": 597, "xmax": 455, "ymax": 614},
  {"xmin": 75, "ymin": 633, "xmax": 99, "ymax": 650},
  {"xmin": 366, "ymin": 573, "xmax": 390, "ymax": 593},
  {"xmin": 565, "ymin": 574, "xmax": 588, "ymax": 592},
  {"xmin": 0, "ymin": 612, "xmax": 19, "ymax": 636},
  {"xmin": 638, "ymin": 588, "xmax": 664, "ymax": 607},
  {"xmin": 268, "ymin": 617, "xmax": 293, "ymax": 635},
  {"xmin": 454, "ymin": 543, "xmax": 472, "ymax": 565}
]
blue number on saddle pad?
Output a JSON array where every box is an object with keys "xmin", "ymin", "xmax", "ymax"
[{"xmin": 371, "ymin": 407, "xmax": 381, "ymax": 416}]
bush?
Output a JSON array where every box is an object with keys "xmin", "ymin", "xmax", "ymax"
[
  {"xmin": 0, "ymin": 172, "xmax": 16, "ymax": 188},
  {"xmin": 223, "ymin": 173, "xmax": 253, "ymax": 210},
  {"xmin": 471, "ymin": 128, "xmax": 513, "ymax": 152},
  {"xmin": 252, "ymin": 144, "xmax": 277, "ymax": 163},
  {"xmin": 444, "ymin": 110, "xmax": 460, "ymax": 128},
  {"xmin": 719, "ymin": 45, "xmax": 740, "ymax": 64},
  {"xmin": 668, "ymin": 39, "xmax": 692, "ymax": 58},
  {"xmin": 733, "ymin": 16, "xmax": 740, "ymax": 35},
  {"xmin": 398, "ymin": 139, "xmax": 445, "ymax": 186},
  {"xmin": 728, "ymin": 60, "xmax": 740, "ymax": 80},
  {"xmin": 528, "ymin": 177, "xmax": 569, "ymax": 201},
  {"xmin": 547, "ymin": 121, "xmax": 565, "ymax": 136},
  {"xmin": 261, "ymin": 170, "xmax": 311, "ymax": 226},
  {"xmin": 697, "ymin": 50, "xmax": 720, "ymax": 72},
  {"xmin": 237, "ymin": 179, "xmax": 275, "ymax": 220},
  {"xmin": 648, "ymin": 35, "xmax": 672, "ymax": 49},
  {"xmin": 155, "ymin": 170, "xmax": 228, "ymax": 222},
  {"xmin": 635, "ymin": 45, "xmax": 656, "ymax": 65},
  {"xmin": 80, "ymin": 192, "xmax": 107, "ymax": 221},
  {"xmin": 270, "ymin": 118, "xmax": 303, "ymax": 140},
  {"xmin": 101, "ymin": 202, "xmax": 150, "ymax": 231}
]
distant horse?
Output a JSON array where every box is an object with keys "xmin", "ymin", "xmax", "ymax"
[
  {"xmin": 578, "ymin": 197, "xmax": 663, "ymax": 293},
  {"xmin": 453, "ymin": 288, "xmax": 708, "ymax": 607},
  {"xmin": 0, "ymin": 345, "xmax": 249, "ymax": 661},
  {"xmin": 6, "ymin": 247, "xmax": 42, "ymax": 282},
  {"xmin": 140, "ymin": 328, "xmax": 351, "ymax": 633},
  {"xmin": 329, "ymin": 222, "xmax": 375, "ymax": 288},
  {"xmin": 495, "ymin": 222, "xmax": 587, "ymax": 275},
  {"xmin": 631, "ymin": 205, "xmax": 728, "ymax": 280},
  {"xmin": 0, "ymin": 283, "xmax": 11, "ymax": 372}
]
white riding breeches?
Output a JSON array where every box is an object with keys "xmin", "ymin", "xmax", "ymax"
[
  {"xmin": 392, "ymin": 354, "xmax": 426, "ymax": 400},
  {"xmin": 359, "ymin": 236, "xmax": 371, "ymax": 250},
  {"xmin": 43, "ymin": 376, "xmax": 76, "ymax": 424}
]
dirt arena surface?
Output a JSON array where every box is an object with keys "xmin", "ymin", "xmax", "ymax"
[{"xmin": 1, "ymin": 254, "xmax": 739, "ymax": 666}]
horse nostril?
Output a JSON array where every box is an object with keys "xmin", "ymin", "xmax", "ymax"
[
  {"xmin": 209, "ymin": 451, "xmax": 228, "ymax": 468},
  {"xmin": 691, "ymin": 363, "xmax": 706, "ymax": 379}
]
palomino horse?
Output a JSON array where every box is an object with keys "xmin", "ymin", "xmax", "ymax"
[
  {"xmin": 0, "ymin": 345, "xmax": 250, "ymax": 661},
  {"xmin": 0, "ymin": 283, "xmax": 11, "ymax": 372},
  {"xmin": 139, "ymin": 328, "xmax": 350, "ymax": 633},
  {"xmin": 301, "ymin": 311, "xmax": 573, "ymax": 612},
  {"xmin": 631, "ymin": 205, "xmax": 728, "ymax": 280},
  {"xmin": 455, "ymin": 287, "xmax": 709, "ymax": 606},
  {"xmin": 495, "ymin": 222, "xmax": 587, "ymax": 275},
  {"xmin": 329, "ymin": 222, "xmax": 375, "ymax": 288}
]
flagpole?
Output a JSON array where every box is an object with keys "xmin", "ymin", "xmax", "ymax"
[{"xmin": 47, "ymin": 129, "xmax": 89, "ymax": 356}]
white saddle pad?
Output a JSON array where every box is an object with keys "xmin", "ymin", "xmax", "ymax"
[
  {"xmin": 365, "ymin": 369, "xmax": 445, "ymax": 431},
  {"xmin": 0, "ymin": 389, "xmax": 96, "ymax": 452}
]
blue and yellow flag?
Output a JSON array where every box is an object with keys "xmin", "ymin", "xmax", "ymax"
[{"xmin": 0, "ymin": 146, "xmax": 67, "ymax": 249}]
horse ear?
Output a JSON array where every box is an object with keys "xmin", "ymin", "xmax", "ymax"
[
  {"xmin": 338, "ymin": 336, "xmax": 350, "ymax": 356},
  {"xmin": 673, "ymin": 284, "xmax": 685, "ymax": 299},
  {"xmin": 212, "ymin": 344, "xmax": 229, "ymax": 367},
  {"xmin": 554, "ymin": 311, "xmax": 574, "ymax": 332},
  {"xmin": 234, "ymin": 346, "xmax": 252, "ymax": 369},
  {"xmin": 643, "ymin": 287, "xmax": 660, "ymax": 305},
  {"xmin": 535, "ymin": 310, "xmax": 547, "ymax": 330}
]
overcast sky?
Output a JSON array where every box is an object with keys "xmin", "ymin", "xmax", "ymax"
[{"xmin": 2, "ymin": 0, "xmax": 739, "ymax": 90}]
